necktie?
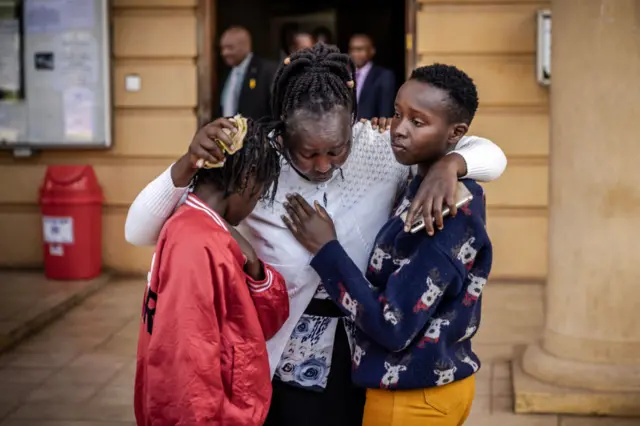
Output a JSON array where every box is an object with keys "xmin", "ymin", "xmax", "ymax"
[
  {"xmin": 223, "ymin": 68, "xmax": 240, "ymax": 117},
  {"xmin": 355, "ymin": 69, "xmax": 362, "ymax": 102}
]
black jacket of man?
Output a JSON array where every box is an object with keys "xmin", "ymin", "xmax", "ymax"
[
  {"xmin": 218, "ymin": 55, "xmax": 278, "ymax": 121},
  {"xmin": 356, "ymin": 64, "xmax": 396, "ymax": 121}
]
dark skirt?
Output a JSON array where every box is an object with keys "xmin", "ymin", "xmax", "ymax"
[{"xmin": 264, "ymin": 320, "xmax": 366, "ymax": 426}]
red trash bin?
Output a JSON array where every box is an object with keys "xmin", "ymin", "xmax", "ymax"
[{"xmin": 39, "ymin": 165, "xmax": 103, "ymax": 280}]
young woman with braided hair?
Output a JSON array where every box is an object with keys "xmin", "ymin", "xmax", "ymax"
[{"xmin": 125, "ymin": 43, "xmax": 506, "ymax": 425}]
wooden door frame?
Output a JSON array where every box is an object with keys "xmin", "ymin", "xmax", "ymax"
[
  {"xmin": 197, "ymin": 0, "xmax": 215, "ymax": 127},
  {"xmin": 405, "ymin": 0, "xmax": 418, "ymax": 78}
]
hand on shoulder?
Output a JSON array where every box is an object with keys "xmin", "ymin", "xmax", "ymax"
[{"xmin": 359, "ymin": 117, "xmax": 392, "ymax": 133}]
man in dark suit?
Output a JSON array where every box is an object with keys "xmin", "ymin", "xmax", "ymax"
[
  {"xmin": 349, "ymin": 34, "xmax": 395, "ymax": 120},
  {"xmin": 219, "ymin": 27, "xmax": 277, "ymax": 121}
]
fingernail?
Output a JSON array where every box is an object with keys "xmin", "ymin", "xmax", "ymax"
[
  {"xmin": 428, "ymin": 231, "xmax": 434, "ymax": 236},
  {"xmin": 283, "ymin": 202, "xmax": 289, "ymax": 208},
  {"xmin": 372, "ymin": 125, "xmax": 378, "ymax": 130}
]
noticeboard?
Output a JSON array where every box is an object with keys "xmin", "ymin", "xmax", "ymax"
[{"xmin": 0, "ymin": 0, "xmax": 111, "ymax": 150}]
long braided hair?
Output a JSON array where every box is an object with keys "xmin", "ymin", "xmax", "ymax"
[{"xmin": 270, "ymin": 43, "xmax": 358, "ymax": 151}]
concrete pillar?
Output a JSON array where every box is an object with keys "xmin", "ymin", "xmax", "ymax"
[{"xmin": 512, "ymin": 0, "xmax": 640, "ymax": 416}]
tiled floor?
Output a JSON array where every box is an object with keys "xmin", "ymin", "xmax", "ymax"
[
  {"xmin": 0, "ymin": 279, "xmax": 139, "ymax": 426},
  {"xmin": 0, "ymin": 278, "xmax": 636, "ymax": 425},
  {"xmin": 0, "ymin": 272, "xmax": 109, "ymax": 353}
]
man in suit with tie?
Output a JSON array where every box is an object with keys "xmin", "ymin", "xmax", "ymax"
[
  {"xmin": 219, "ymin": 27, "xmax": 277, "ymax": 121},
  {"xmin": 349, "ymin": 34, "xmax": 396, "ymax": 120}
]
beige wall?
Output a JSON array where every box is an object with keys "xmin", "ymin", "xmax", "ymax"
[
  {"xmin": 0, "ymin": 0, "xmax": 199, "ymax": 274},
  {"xmin": 417, "ymin": 0, "xmax": 550, "ymax": 280}
]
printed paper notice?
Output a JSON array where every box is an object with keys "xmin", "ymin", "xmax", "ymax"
[
  {"xmin": 0, "ymin": 19, "xmax": 21, "ymax": 93},
  {"xmin": 24, "ymin": 0, "xmax": 64, "ymax": 33},
  {"xmin": 43, "ymin": 216, "xmax": 74, "ymax": 244},
  {"xmin": 25, "ymin": 0, "xmax": 94, "ymax": 33},
  {"xmin": 0, "ymin": 128, "xmax": 19, "ymax": 143},
  {"xmin": 0, "ymin": 104, "xmax": 22, "ymax": 143},
  {"xmin": 55, "ymin": 31, "xmax": 99, "ymax": 89},
  {"xmin": 63, "ymin": 87, "xmax": 93, "ymax": 141}
]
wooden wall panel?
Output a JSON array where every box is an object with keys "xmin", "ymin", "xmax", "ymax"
[
  {"xmin": 483, "ymin": 164, "xmax": 548, "ymax": 208},
  {"xmin": 418, "ymin": 55, "xmax": 547, "ymax": 107},
  {"xmin": 0, "ymin": 212, "xmax": 42, "ymax": 267},
  {"xmin": 0, "ymin": 167, "xmax": 45, "ymax": 204},
  {"xmin": 488, "ymin": 211, "xmax": 548, "ymax": 279},
  {"xmin": 0, "ymin": 164, "xmax": 168, "ymax": 206},
  {"xmin": 0, "ymin": 110, "xmax": 196, "ymax": 161},
  {"xmin": 93, "ymin": 164, "xmax": 168, "ymax": 206},
  {"xmin": 112, "ymin": 110, "xmax": 196, "ymax": 158},
  {"xmin": 113, "ymin": 10, "xmax": 197, "ymax": 58},
  {"xmin": 113, "ymin": 61, "xmax": 197, "ymax": 108},
  {"xmin": 470, "ymin": 110, "xmax": 549, "ymax": 157},
  {"xmin": 417, "ymin": 4, "xmax": 545, "ymax": 54}
]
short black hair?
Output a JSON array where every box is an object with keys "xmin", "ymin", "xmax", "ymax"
[
  {"xmin": 271, "ymin": 43, "xmax": 357, "ymax": 125},
  {"xmin": 192, "ymin": 119, "xmax": 280, "ymax": 203},
  {"xmin": 410, "ymin": 64, "xmax": 479, "ymax": 125},
  {"xmin": 350, "ymin": 33, "xmax": 374, "ymax": 46}
]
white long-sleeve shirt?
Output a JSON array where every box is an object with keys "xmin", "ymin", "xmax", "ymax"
[{"xmin": 124, "ymin": 121, "xmax": 507, "ymax": 381}]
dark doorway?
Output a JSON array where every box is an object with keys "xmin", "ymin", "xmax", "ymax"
[{"xmin": 212, "ymin": 0, "xmax": 406, "ymax": 116}]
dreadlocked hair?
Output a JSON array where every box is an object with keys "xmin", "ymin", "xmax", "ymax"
[
  {"xmin": 271, "ymin": 43, "xmax": 357, "ymax": 127},
  {"xmin": 191, "ymin": 118, "xmax": 281, "ymax": 204}
]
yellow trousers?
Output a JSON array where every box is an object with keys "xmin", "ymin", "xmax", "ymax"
[{"xmin": 362, "ymin": 375, "xmax": 475, "ymax": 426}]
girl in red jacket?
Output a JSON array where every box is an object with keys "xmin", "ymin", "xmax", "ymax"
[{"xmin": 134, "ymin": 117, "xmax": 289, "ymax": 426}]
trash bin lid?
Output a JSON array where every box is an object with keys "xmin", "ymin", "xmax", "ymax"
[{"xmin": 39, "ymin": 165, "xmax": 103, "ymax": 204}]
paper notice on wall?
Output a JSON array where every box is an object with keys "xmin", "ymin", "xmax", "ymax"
[
  {"xmin": 0, "ymin": 19, "xmax": 21, "ymax": 93},
  {"xmin": 0, "ymin": 106, "xmax": 18, "ymax": 143},
  {"xmin": 0, "ymin": 102, "xmax": 25, "ymax": 143},
  {"xmin": 55, "ymin": 31, "xmax": 98, "ymax": 89},
  {"xmin": 0, "ymin": 128, "xmax": 19, "ymax": 143},
  {"xmin": 62, "ymin": 0, "xmax": 95, "ymax": 29},
  {"xmin": 24, "ymin": 0, "xmax": 94, "ymax": 34},
  {"xmin": 63, "ymin": 87, "xmax": 93, "ymax": 141},
  {"xmin": 24, "ymin": 0, "xmax": 64, "ymax": 33},
  {"xmin": 43, "ymin": 216, "xmax": 74, "ymax": 244}
]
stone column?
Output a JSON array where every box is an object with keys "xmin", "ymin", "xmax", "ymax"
[{"xmin": 513, "ymin": 0, "xmax": 640, "ymax": 416}]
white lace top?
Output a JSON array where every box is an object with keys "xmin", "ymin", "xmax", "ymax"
[{"xmin": 124, "ymin": 121, "xmax": 507, "ymax": 387}]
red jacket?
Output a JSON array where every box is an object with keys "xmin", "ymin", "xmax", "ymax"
[{"xmin": 135, "ymin": 194, "xmax": 289, "ymax": 426}]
